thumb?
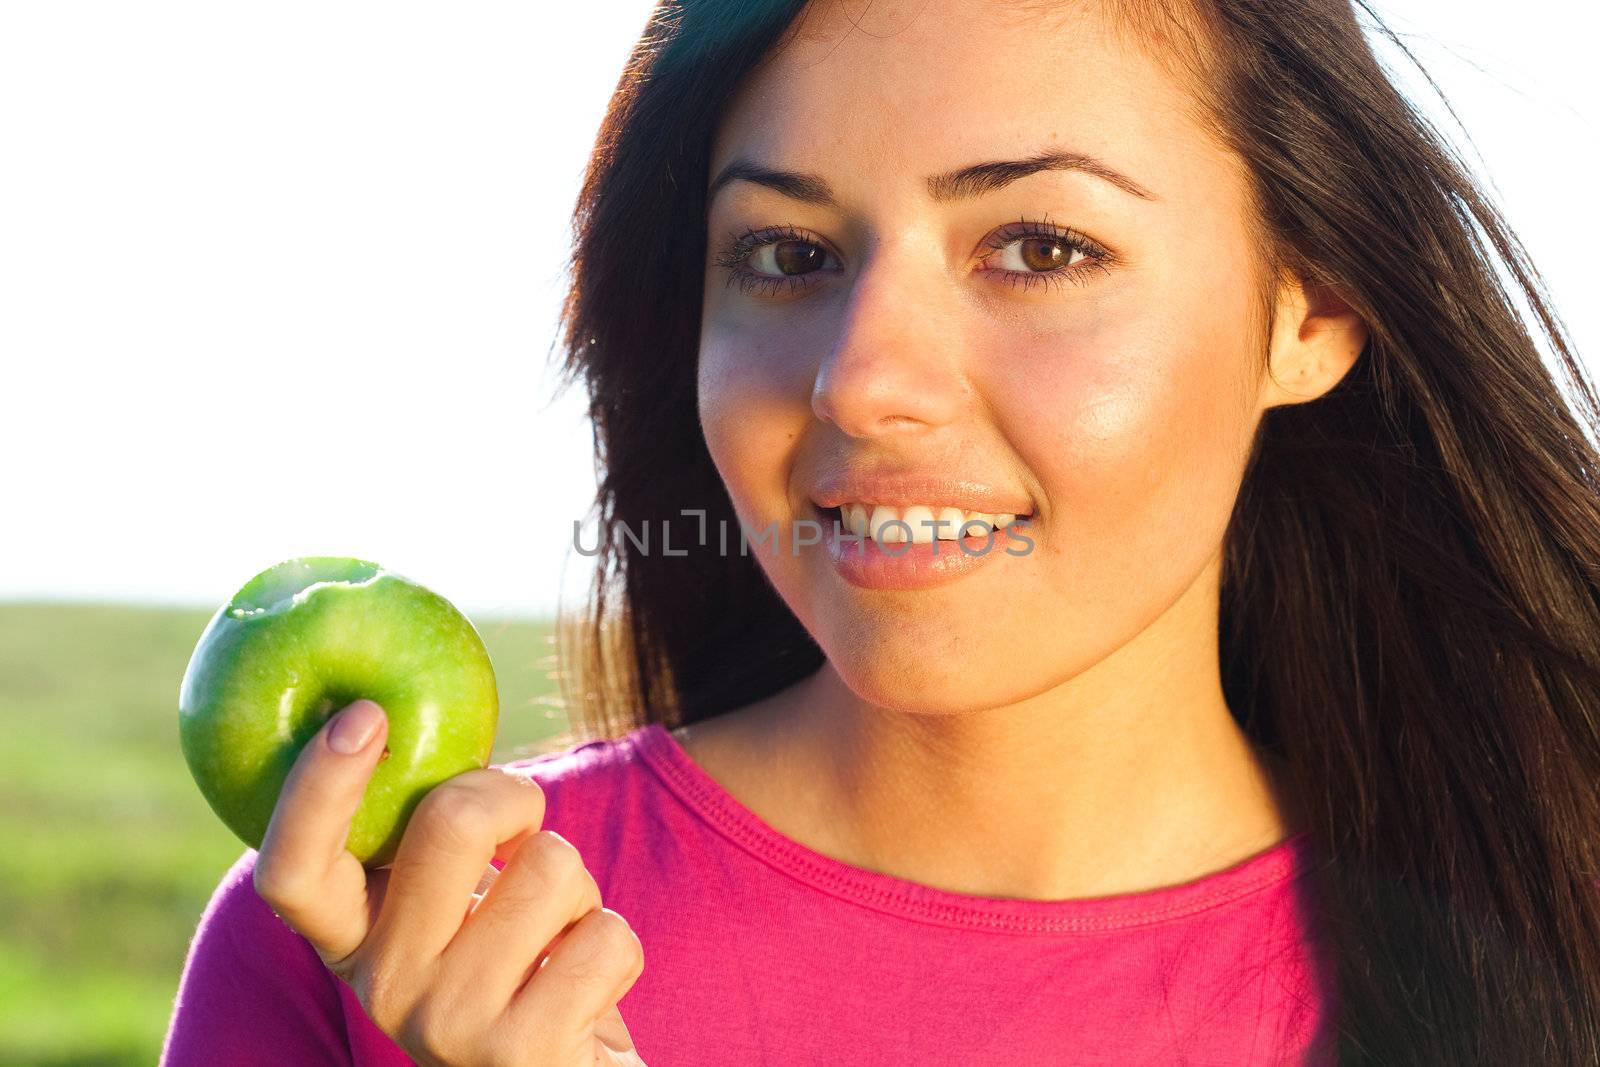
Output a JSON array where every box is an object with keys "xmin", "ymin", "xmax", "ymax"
[{"xmin": 255, "ymin": 699, "xmax": 390, "ymax": 972}]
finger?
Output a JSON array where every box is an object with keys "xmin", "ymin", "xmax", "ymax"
[
  {"xmin": 443, "ymin": 830, "xmax": 604, "ymax": 1008},
  {"xmin": 508, "ymin": 908, "xmax": 644, "ymax": 1045},
  {"xmin": 593, "ymin": 1003, "xmax": 638, "ymax": 1055},
  {"xmin": 458, "ymin": 863, "xmax": 499, "ymax": 925},
  {"xmin": 367, "ymin": 766, "xmax": 546, "ymax": 965},
  {"xmin": 453, "ymin": 847, "xmax": 507, "ymax": 900},
  {"xmin": 490, "ymin": 801, "xmax": 541, "ymax": 870},
  {"xmin": 530, "ymin": 918, "xmax": 575, "ymax": 974},
  {"xmin": 253, "ymin": 699, "xmax": 390, "ymax": 975}
]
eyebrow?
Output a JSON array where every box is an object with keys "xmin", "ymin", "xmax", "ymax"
[{"xmin": 706, "ymin": 148, "xmax": 1160, "ymax": 208}]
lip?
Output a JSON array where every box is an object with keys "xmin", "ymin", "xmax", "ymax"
[
  {"xmin": 817, "ymin": 506, "xmax": 1031, "ymax": 591},
  {"xmin": 808, "ymin": 472, "xmax": 1034, "ymax": 516}
]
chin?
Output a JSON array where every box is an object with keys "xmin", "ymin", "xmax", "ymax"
[{"xmin": 816, "ymin": 629, "xmax": 1048, "ymax": 716}]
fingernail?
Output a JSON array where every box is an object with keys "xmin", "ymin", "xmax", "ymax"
[{"xmin": 328, "ymin": 700, "xmax": 384, "ymax": 755}]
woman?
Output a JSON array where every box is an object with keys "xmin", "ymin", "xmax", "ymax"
[{"xmin": 162, "ymin": 0, "xmax": 1600, "ymax": 1063}]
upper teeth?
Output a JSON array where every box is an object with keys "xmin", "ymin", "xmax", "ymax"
[{"xmin": 837, "ymin": 503, "xmax": 1023, "ymax": 544}]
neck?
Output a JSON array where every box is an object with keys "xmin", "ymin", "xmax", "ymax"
[{"xmin": 678, "ymin": 550, "xmax": 1304, "ymax": 901}]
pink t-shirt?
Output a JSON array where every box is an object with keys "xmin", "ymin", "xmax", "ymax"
[{"xmin": 162, "ymin": 722, "xmax": 1339, "ymax": 1065}]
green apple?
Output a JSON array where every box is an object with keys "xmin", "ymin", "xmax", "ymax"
[{"xmin": 178, "ymin": 556, "xmax": 499, "ymax": 868}]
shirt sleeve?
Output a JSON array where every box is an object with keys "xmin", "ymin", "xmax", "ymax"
[{"xmin": 160, "ymin": 848, "xmax": 353, "ymax": 1066}]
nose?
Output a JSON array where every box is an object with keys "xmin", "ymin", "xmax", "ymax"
[{"xmin": 810, "ymin": 244, "xmax": 970, "ymax": 438}]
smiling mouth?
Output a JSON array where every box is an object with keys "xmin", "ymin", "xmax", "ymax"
[{"xmin": 813, "ymin": 503, "xmax": 1031, "ymax": 544}]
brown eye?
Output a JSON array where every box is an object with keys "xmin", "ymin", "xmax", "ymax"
[
  {"xmin": 1008, "ymin": 237, "xmax": 1083, "ymax": 273},
  {"xmin": 713, "ymin": 225, "xmax": 840, "ymax": 298},
  {"xmin": 978, "ymin": 218, "xmax": 1115, "ymax": 293},
  {"xmin": 765, "ymin": 240, "xmax": 827, "ymax": 276}
]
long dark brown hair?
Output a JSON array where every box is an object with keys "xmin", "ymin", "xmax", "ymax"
[{"xmin": 548, "ymin": 0, "xmax": 1600, "ymax": 1060}]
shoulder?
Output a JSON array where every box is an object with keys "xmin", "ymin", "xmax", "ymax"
[
  {"xmin": 490, "ymin": 724, "xmax": 674, "ymax": 890},
  {"xmin": 188, "ymin": 847, "xmax": 340, "ymax": 977},
  {"xmin": 494, "ymin": 723, "xmax": 661, "ymax": 814},
  {"xmin": 162, "ymin": 849, "xmax": 354, "ymax": 1062}
]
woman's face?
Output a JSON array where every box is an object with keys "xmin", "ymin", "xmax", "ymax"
[{"xmin": 697, "ymin": 0, "xmax": 1284, "ymax": 713}]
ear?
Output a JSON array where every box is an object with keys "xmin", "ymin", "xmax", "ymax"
[{"xmin": 1259, "ymin": 271, "xmax": 1368, "ymax": 410}]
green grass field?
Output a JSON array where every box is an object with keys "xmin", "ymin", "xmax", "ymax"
[{"xmin": 0, "ymin": 601, "xmax": 571, "ymax": 1066}]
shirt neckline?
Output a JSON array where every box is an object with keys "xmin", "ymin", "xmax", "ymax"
[{"xmin": 629, "ymin": 721, "xmax": 1316, "ymax": 934}]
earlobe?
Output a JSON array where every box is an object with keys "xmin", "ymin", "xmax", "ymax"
[{"xmin": 1261, "ymin": 277, "xmax": 1369, "ymax": 410}]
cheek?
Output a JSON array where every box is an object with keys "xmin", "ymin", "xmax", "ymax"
[
  {"xmin": 995, "ymin": 303, "xmax": 1260, "ymax": 597},
  {"xmin": 696, "ymin": 324, "xmax": 814, "ymax": 523}
]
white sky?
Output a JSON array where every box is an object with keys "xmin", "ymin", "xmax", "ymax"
[{"xmin": 1, "ymin": 2, "xmax": 1594, "ymax": 618}]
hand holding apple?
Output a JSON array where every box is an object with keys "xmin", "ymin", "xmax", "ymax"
[
  {"xmin": 178, "ymin": 556, "xmax": 500, "ymax": 868},
  {"xmin": 251, "ymin": 706, "xmax": 647, "ymax": 1065}
]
